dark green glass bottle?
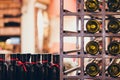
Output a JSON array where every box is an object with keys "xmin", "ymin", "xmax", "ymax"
[
  {"xmin": 50, "ymin": 54, "xmax": 60, "ymax": 80},
  {"xmin": 85, "ymin": 0, "xmax": 99, "ymax": 12},
  {"xmin": 86, "ymin": 60, "xmax": 101, "ymax": 77},
  {"xmin": 86, "ymin": 41, "xmax": 99, "ymax": 55},
  {"xmin": 108, "ymin": 41, "xmax": 120, "ymax": 55},
  {"xmin": 107, "ymin": 0, "xmax": 120, "ymax": 12},
  {"xmin": 8, "ymin": 54, "xmax": 19, "ymax": 80},
  {"xmin": 17, "ymin": 54, "xmax": 31, "ymax": 80},
  {"xmin": 86, "ymin": 19, "xmax": 100, "ymax": 34},
  {"xmin": 42, "ymin": 54, "xmax": 52, "ymax": 80},
  {"xmin": 30, "ymin": 54, "xmax": 43, "ymax": 80},
  {"xmin": 108, "ymin": 59, "xmax": 120, "ymax": 77},
  {"xmin": 0, "ymin": 54, "xmax": 7, "ymax": 80},
  {"xmin": 108, "ymin": 19, "xmax": 120, "ymax": 33}
]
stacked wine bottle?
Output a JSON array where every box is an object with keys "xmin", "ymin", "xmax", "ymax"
[
  {"xmin": 0, "ymin": 53, "xmax": 60, "ymax": 80},
  {"xmin": 85, "ymin": 58, "xmax": 120, "ymax": 78},
  {"xmin": 60, "ymin": 0, "xmax": 120, "ymax": 79}
]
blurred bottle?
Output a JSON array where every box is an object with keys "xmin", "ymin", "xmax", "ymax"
[
  {"xmin": 30, "ymin": 54, "xmax": 43, "ymax": 80},
  {"xmin": 107, "ymin": 0, "xmax": 120, "ymax": 12},
  {"xmin": 0, "ymin": 54, "xmax": 7, "ymax": 80},
  {"xmin": 86, "ymin": 19, "xmax": 101, "ymax": 34},
  {"xmin": 107, "ymin": 59, "xmax": 120, "ymax": 77},
  {"xmin": 42, "ymin": 54, "xmax": 52, "ymax": 80},
  {"xmin": 8, "ymin": 54, "xmax": 19, "ymax": 80},
  {"xmin": 107, "ymin": 19, "xmax": 120, "ymax": 33},
  {"xmin": 50, "ymin": 54, "xmax": 60, "ymax": 80},
  {"xmin": 86, "ymin": 41, "xmax": 100, "ymax": 55},
  {"xmin": 17, "ymin": 54, "xmax": 31, "ymax": 80},
  {"xmin": 85, "ymin": 0, "xmax": 99, "ymax": 12},
  {"xmin": 86, "ymin": 59, "xmax": 102, "ymax": 77},
  {"xmin": 107, "ymin": 41, "xmax": 120, "ymax": 55}
]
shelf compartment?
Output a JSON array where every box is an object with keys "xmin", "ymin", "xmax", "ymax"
[{"xmin": 0, "ymin": 27, "xmax": 20, "ymax": 36}]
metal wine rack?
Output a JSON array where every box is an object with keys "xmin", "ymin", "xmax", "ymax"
[{"xmin": 60, "ymin": 0, "xmax": 120, "ymax": 80}]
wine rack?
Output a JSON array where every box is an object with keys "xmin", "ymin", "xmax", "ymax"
[{"xmin": 60, "ymin": 0, "xmax": 120, "ymax": 80}]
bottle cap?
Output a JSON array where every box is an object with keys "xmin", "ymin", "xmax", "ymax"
[
  {"xmin": 37, "ymin": 54, "xmax": 41, "ymax": 61},
  {"xmin": 0, "ymin": 54, "xmax": 5, "ymax": 60},
  {"xmin": 20, "ymin": 53, "xmax": 31, "ymax": 62},
  {"xmin": 10, "ymin": 54, "xmax": 17, "ymax": 59},
  {"xmin": 53, "ymin": 54, "xmax": 60, "ymax": 64},
  {"xmin": 42, "ymin": 54, "xmax": 51, "ymax": 62},
  {"xmin": 17, "ymin": 54, "xmax": 21, "ymax": 61},
  {"xmin": 31, "ymin": 54, "xmax": 38, "ymax": 62}
]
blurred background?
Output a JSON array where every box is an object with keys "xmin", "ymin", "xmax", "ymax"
[
  {"xmin": 1, "ymin": 0, "xmax": 89, "ymax": 56},
  {"xmin": 0, "ymin": 0, "xmax": 77, "ymax": 54}
]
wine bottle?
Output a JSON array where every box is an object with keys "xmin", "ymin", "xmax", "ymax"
[
  {"xmin": 85, "ymin": 0, "xmax": 99, "ymax": 12},
  {"xmin": 107, "ymin": 0, "xmax": 120, "ymax": 12},
  {"xmin": 17, "ymin": 54, "xmax": 31, "ymax": 80},
  {"xmin": 8, "ymin": 54, "xmax": 19, "ymax": 80},
  {"xmin": 42, "ymin": 54, "xmax": 52, "ymax": 80},
  {"xmin": 108, "ymin": 59, "xmax": 120, "ymax": 77},
  {"xmin": 30, "ymin": 54, "xmax": 43, "ymax": 80},
  {"xmin": 86, "ymin": 19, "xmax": 100, "ymax": 34},
  {"xmin": 50, "ymin": 54, "xmax": 60, "ymax": 80},
  {"xmin": 86, "ymin": 41, "xmax": 99, "ymax": 55},
  {"xmin": 0, "ymin": 54, "xmax": 7, "ymax": 80},
  {"xmin": 36, "ymin": 54, "xmax": 41, "ymax": 66},
  {"xmin": 108, "ymin": 19, "xmax": 120, "ymax": 33},
  {"xmin": 86, "ymin": 59, "xmax": 102, "ymax": 77},
  {"xmin": 108, "ymin": 41, "xmax": 120, "ymax": 55}
]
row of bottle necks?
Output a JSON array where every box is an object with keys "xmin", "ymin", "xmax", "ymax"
[
  {"xmin": 75, "ymin": 0, "xmax": 120, "ymax": 12},
  {"xmin": 0, "ymin": 53, "xmax": 60, "ymax": 80},
  {"xmin": 64, "ymin": 40, "xmax": 120, "ymax": 56}
]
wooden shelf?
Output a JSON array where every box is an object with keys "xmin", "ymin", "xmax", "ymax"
[
  {"xmin": 0, "ymin": 9, "xmax": 21, "ymax": 16},
  {"xmin": 63, "ymin": 31, "xmax": 120, "ymax": 37},
  {"xmin": 0, "ymin": 18, "xmax": 21, "ymax": 23},
  {"xmin": 0, "ymin": 27, "xmax": 21, "ymax": 36},
  {"xmin": 0, "ymin": 0, "xmax": 22, "ymax": 9}
]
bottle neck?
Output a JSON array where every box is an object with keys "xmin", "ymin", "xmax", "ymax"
[
  {"xmin": 10, "ymin": 58, "xmax": 18, "ymax": 64},
  {"xmin": 0, "ymin": 58, "xmax": 4, "ymax": 64},
  {"xmin": 53, "ymin": 62, "xmax": 59, "ymax": 65},
  {"xmin": 0, "ymin": 61, "xmax": 4, "ymax": 65}
]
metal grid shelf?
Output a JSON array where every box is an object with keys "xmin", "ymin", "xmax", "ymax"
[
  {"xmin": 60, "ymin": 0, "xmax": 120, "ymax": 80},
  {"xmin": 63, "ymin": 54, "xmax": 120, "ymax": 59},
  {"xmin": 63, "ymin": 11, "xmax": 120, "ymax": 16},
  {"xmin": 63, "ymin": 31, "xmax": 120, "ymax": 37}
]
